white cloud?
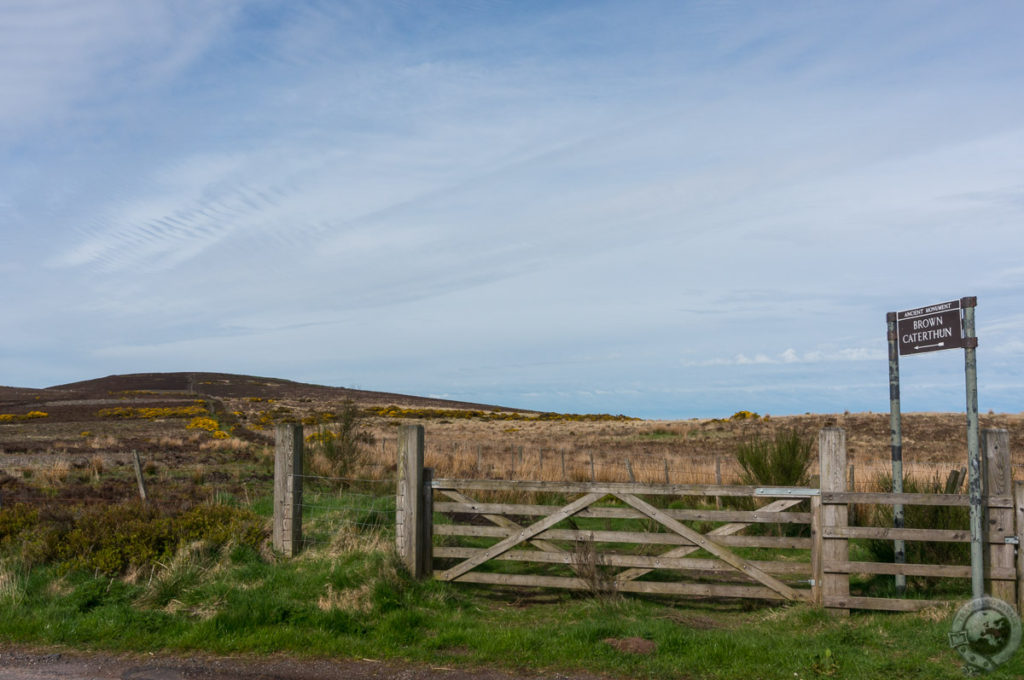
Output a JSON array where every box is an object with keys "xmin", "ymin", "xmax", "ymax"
[{"xmin": 686, "ymin": 347, "xmax": 886, "ymax": 368}]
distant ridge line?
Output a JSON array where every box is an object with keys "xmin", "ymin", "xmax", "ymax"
[{"xmin": 35, "ymin": 371, "xmax": 533, "ymax": 413}]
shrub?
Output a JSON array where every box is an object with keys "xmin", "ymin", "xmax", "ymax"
[
  {"xmin": 0, "ymin": 504, "xmax": 39, "ymax": 543},
  {"xmin": 0, "ymin": 411, "xmax": 48, "ymax": 422},
  {"xmin": 7, "ymin": 503, "xmax": 266, "ymax": 576},
  {"xmin": 735, "ymin": 429, "xmax": 813, "ymax": 487},
  {"xmin": 306, "ymin": 400, "xmax": 376, "ymax": 480},
  {"xmin": 97, "ymin": 404, "xmax": 206, "ymax": 419},
  {"xmin": 186, "ymin": 417, "xmax": 220, "ymax": 432}
]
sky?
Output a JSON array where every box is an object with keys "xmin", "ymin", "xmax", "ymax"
[{"xmin": 2, "ymin": 1, "xmax": 1023, "ymax": 419}]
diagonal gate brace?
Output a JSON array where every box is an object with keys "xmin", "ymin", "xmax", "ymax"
[
  {"xmin": 615, "ymin": 497, "xmax": 803, "ymax": 582},
  {"xmin": 614, "ymin": 493, "xmax": 800, "ymax": 601},
  {"xmin": 439, "ymin": 489, "xmax": 572, "ymax": 560},
  {"xmin": 438, "ymin": 492, "xmax": 605, "ymax": 582}
]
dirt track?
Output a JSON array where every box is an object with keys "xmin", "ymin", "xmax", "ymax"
[{"xmin": 0, "ymin": 649, "xmax": 602, "ymax": 680}]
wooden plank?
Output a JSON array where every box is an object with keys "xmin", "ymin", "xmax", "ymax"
[
  {"xmin": 984, "ymin": 429, "xmax": 1016, "ymax": 607},
  {"xmin": 823, "ymin": 491, "xmax": 1014, "ymax": 508},
  {"xmin": 432, "ymin": 478, "xmax": 817, "ymax": 498},
  {"xmin": 434, "ymin": 546, "xmax": 811, "ymax": 575},
  {"xmin": 824, "ymin": 595, "xmax": 953, "ymax": 612},
  {"xmin": 820, "ymin": 427, "xmax": 849, "ymax": 615},
  {"xmin": 433, "ymin": 524, "xmax": 812, "ymax": 549},
  {"xmin": 445, "ymin": 571, "xmax": 812, "ymax": 601},
  {"xmin": 615, "ymin": 498, "xmax": 803, "ymax": 582},
  {"xmin": 437, "ymin": 493, "xmax": 605, "ymax": 582},
  {"xmin": 823, "ymin": 526, "xmax": 977, "ymax": 543},
  {"xmin": 438, "ymin": 490, "xmax": 568, "ymax": 557},
  {"xmin": 434, "ymin": 501, "xmax": 810, "ymax": 524},
  {"xmin": 827, "ymin": 561, "xmax": 1015, "ymax": 579},
  {"xmin": 615, "ymin": 492, "xmax": 801, "ymax": 601}
]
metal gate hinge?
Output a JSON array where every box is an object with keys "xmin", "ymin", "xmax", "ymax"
[{"xmin": 1004, "ymin": 536, "xmax": 1019, "ymax": 545}]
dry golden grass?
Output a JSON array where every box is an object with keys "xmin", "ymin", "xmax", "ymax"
[
  {"xmin": 198, "ymin": 437, "xmax": 250, "ymax": 452},
  {"xmin": 89, "ymin": 454, "xmax": 104, "ymax": 480},
  {"xmin": 342, "ymin": 410, "xmax": 1024, "ymax": 488},
  {"xmin": 89, "ymin": 434, "xmax": 119, "ymax": 450},
  {"xmin": 39, "ymin": 458, "xmax": 70, "ymax": 486}
]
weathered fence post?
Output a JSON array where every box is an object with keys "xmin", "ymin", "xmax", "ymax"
[
  {"xmin": 1015, "ymin": 480, "xmax": 1024, "ymax": 614},
  {"xmin": 273, "ymin": 423, "xmax": 303, "ymax": 556},
  {"xmin": 819, "ymin": 427, "xmax": 849, "ymax": 615},
  {"xmin": 811, "ymin": 494, "xmax": 823, "ymax": 606},
  {"xmin": 983, "ymin": 428, "xmax": 1015, "ymax": 606},
  {"xmin": 420, "ymin": 466, "xmax": 434, "ymax": 579},
  {"xmin": 715, "ymin": 456, "xmax": 723, "ymax": 509},
  {"xmin": 847, "ymin": 464, "xmax": 856, "ymax": 525},
  {"xmin": 397, "ymin": 424, "xmax": 427, "ymax": 579},
  {"xmin": 131, "ymin": 450, "xmax": 149, "ymax": 504}
]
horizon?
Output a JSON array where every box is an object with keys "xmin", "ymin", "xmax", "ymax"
[
  {"xmin": 9, "ymin": 369, "xmax": 1019, "ymax": 421},
  {"xmin": 3, "ymin": 2, "xmax": 1023, "ymax": 420}
]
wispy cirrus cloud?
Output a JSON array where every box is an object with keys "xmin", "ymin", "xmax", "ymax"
[{"xmin": 4, "ymin": 1, "xmax": 1024, "ymax": 417}]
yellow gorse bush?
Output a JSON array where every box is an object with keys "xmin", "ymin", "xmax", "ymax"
[
  {"xmin": 0, "ymin": 411, "xmax": 49, "ymax": 422},
  {"xmin": 186, "ymin": 417, "xmax": 220, "ymax": 432},
  {"xmin": 365, "ymin": 406, "xmax": 636, "ymax": 422},
  {"xmin": 97, "ymin": 403, "xmax": 207, "ymax": 419},
  {"xmin": 305, "ymin": 430, "xmax": 338, "ymax": 445}
]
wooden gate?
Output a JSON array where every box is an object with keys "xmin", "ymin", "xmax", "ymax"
[
  {"xmin": 429, "ymin": 479, "xmax": 817, "ymax": 602},
  {"xmin": 393, "ymin": 425, "xmax": 1022, "ymax": 612}
]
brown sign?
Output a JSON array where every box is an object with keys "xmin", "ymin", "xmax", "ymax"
[{"xmin": 896, "ymin": 300, "xmax": 963, "ymax": 355}]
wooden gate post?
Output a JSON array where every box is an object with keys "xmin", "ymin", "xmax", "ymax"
[
  {"xmin": 819, "ymin": 427, "xmax": 849, "ymax": 615},
  {"xmin": 810, "ymin": 494, "xmax": 823, "ymax": 606},
  {"xmin": 397, "ymin": 424, "xmax": 427, "ymax": 579},
  {"xmin": 983, "ymin": 428, "xmax": 1015, "ymax": 606},
  {"xmin": 273, "ymin": 424, "xmax": 303, "ymax": 556},
  {"xmin": 1014, "ymin": 480, "xmax": 1024, "ymax": 614},
  {"xmin": 420, "ymin": 467, "xmax": 434, "ymax": 578}
]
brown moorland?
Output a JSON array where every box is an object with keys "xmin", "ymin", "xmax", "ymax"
[{"xmin": 1, "ymin": 372, "xmax": 1022, "ymax": 509}]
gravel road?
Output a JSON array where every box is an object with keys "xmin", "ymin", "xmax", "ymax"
[{"xmin": 0, "ymin": 649, "xmax": 603, "ymax": 680}]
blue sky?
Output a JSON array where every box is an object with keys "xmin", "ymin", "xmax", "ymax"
[{"xmin": 2, "ymin": 1, "xmax": 1023, "ymax": 419}]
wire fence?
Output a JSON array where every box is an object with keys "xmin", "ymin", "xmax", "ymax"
[{"xmin": 293, "ymin": 472, "xmax": 397, "ymax": 550}]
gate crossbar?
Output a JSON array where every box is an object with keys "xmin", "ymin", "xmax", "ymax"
[
  {"xmin": 438, "ymin": 489, "xmax": 574, "ymax": 565},
  {"xmin": 614, "ymin": 493, "xmax": 800, "ymax": 601},
  {"xmin": 438, "ymin": 492, "xmax": 605, "ymax": 582},
  {"xmin": 615, "ymin": 497, "xmax": 802, "ymax": 582}
]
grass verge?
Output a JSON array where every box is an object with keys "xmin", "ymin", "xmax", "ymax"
[{"xmin": 0, "ymin": 516, "xmax": 1018, "ymax": 679}]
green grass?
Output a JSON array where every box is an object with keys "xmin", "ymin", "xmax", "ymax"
[
  {"xmin": 0, "ymin": 548, "xmax": 1017, "ymax": 679},
  {"xmin": 0, "ymin": 488, "xmax": 1014, "ymax": 679}
]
